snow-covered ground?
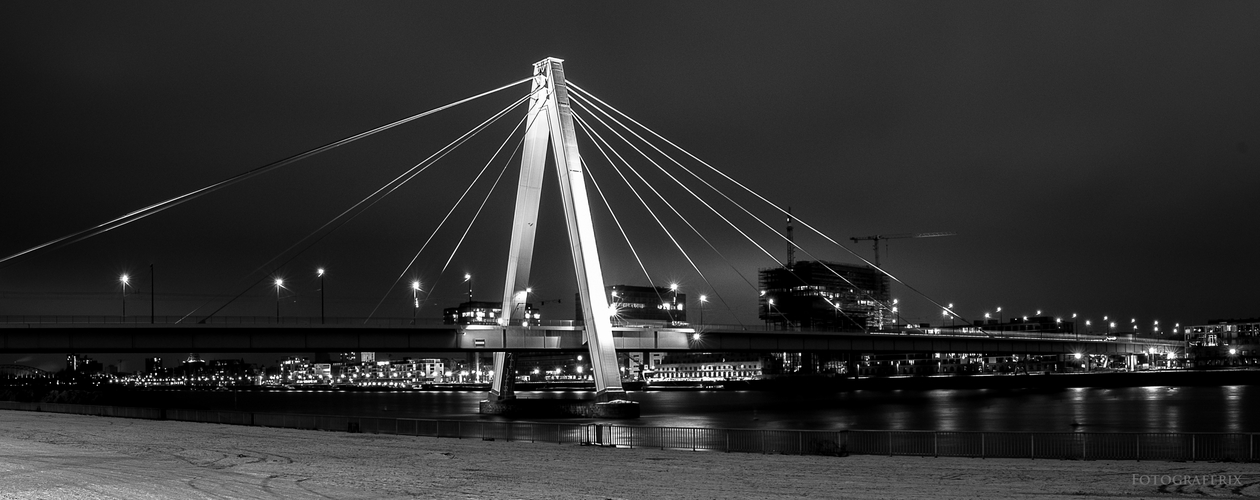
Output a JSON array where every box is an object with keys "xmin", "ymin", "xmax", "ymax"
[{"xmin": 0, "ymin": 410, "xmax": 1255, "ymax": 499}]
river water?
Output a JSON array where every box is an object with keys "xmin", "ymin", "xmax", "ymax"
[{"xmin": 113, "ymin": 384, "xmax": 1257, "ymax": 434}]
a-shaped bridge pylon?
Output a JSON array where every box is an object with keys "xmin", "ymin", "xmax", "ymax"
[{"xmin": 489, "ymin": 58, "xmax": 625, "ymax": 404}]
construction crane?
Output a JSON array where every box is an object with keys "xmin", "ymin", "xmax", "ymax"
[{"xmin": 850, "ymin": 232, "xmax": 956, "ymax": 267}]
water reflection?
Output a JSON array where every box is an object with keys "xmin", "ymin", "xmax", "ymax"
[{"xmin": 114, "ymin": 385, "xmax": 1257, "ymax": 433}]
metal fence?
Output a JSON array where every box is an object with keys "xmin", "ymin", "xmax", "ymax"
[
  {"xmin": 0, "ymin": 401, "xmax": 1253, "ymax": 462},
  {"xmin": 0, "ymin": 315, "xmax": 448, "ymax": 327}
]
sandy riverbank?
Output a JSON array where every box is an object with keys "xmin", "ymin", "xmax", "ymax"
[{"xmin": 0, "ymin": 410, "xmax": 1256, "ymax": 499}]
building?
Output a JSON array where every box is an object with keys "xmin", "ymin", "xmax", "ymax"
[
  {"xmin": 444, "ymin": 301, "xmax": 540, "ymax": 326},
  {"xmin": 649, "ymin": 353, "xmax": 766, "ymax": 381},
  {"xmin": 758, "ymin": 260, "xmax": 889, "ymax": 330},
  {"xmin": 625, "ymin": 351, "xmax": 666, "ymax": 379},
  {"xmin": 144, "ymin": 357, "xmax": 164, "ymax": 375},
  {"xmin": 65, "ymin": 354, "xmax": 103, "ymax": 374},
  {"xmin": 576, "ymin": 284, "xmax": 687, "ymax": 325},
  {"xmin": 1185, "ymin": 318, "xmax": 1260, "ymax": 367}
]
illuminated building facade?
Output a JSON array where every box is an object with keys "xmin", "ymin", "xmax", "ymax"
[
  {"xmin": 1185, "ymin": 318, "xmax": 1260, "ymax": 367},
  {"xmin": 649, "ymin": 353, "xmax": 766, "ymax": 381},
  {"xmin": 144, "ymin": 357, "xmax": 164, "ymax": 375},
  {"xmin": 444, "ymin": 301, "xmax": 540, "ymax": 326},
  {"xmin": 576, "ymin": 284, "xmax": 687, "ymax": 325}
]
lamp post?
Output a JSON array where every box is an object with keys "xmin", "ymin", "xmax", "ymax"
[
  {"xmin": 464, "ymin": 273, "xmax": 472, "ymax": 302},
  {"xmin": 669, "ymin": 283, "xmax": 679, "ymax": 324},
  {"xmin": 768, "ymin": 298, "xmax": 790, "ymax": 329},
  {"xmin": 274, "ymin": 278, "xmax": 284, "ymax": 323},
  {"xmin": 317, "ymin": 268, "xmax": 325, "ymax": 324},
  {"xmin": 521, "ymin": 287, "xmax": 533, "ymax": 326},
  {"xmin": 893, "ymin": 298, "xmax": 900, "ymax": 328},
  {"xmin": 698, "ymin": 294, "xmax": 708, "ymax": 328},
  {"xmin": 996, "ymin": 306, "xmax": 1003, "ymax": 331},
  {"xmin": 119, "ymin": 274, "xmax": 130, "ymax": 322},
  {"xmin": 411, "ymin": 280, "xmax": 421, "ymax": 324}
]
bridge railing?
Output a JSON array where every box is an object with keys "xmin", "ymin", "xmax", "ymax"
[{"xmin": 0, "ymin": 401, "xmax": 1251, "ymax": 462}]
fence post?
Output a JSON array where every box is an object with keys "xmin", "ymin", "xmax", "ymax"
[
  {"xmin": 1136, "ymin": 434, "xmax": 1140, "ymax": 462},
  {"xmin": 799, "ymin": 432, "xmax": 803, "ymax": 455},
  {"xmin": 888, "ymin": 431, "xmax": 893, "ymax": 456},
  {"xmin": 981, "ymin": 432, "xmax": 985, "ymax": 459},
  {"xmin": 693, "ymin": 428, "xmax": 697, "ymax": 452},
  {"xmin": 1082, "ymin": 433, "xmax": 1087, "ymax": 460},
  {"xmin": 935, "ymin": 432, "xmax": 939, "ymax": 458},
  {"xmin": 1191, "ymin": 434, "xmax": 1195, "ymax": 462},
  {"xmin": 761, "ymin": 431, "xmax": 765, "ymax": 454},
  {"xmin": 557, "ymin": 424, "xmax": 561, "ymax": 445},
  {"xmin": 726, "ymin": 431, "xmax": 730, "ymax": 453},
  {"xmin": 1030, "ymin": 434, "xmax": 1034, "ymax": 459}
]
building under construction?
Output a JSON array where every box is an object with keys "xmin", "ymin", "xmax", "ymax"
[{"xmin": 758, "ymin": 260, "xmax": 890, "ymax": 331}]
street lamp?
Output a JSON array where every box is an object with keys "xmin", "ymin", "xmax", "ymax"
[
  {"xmin": 698, "ymin": 294, "xmax": 707, "ymax": 327},
  {"xmin": 768, "ymin": 298, "xmax": 790, "ymax": 329},
  {"xmin": 119, "ymin": 274, "xmax": 130, "ymax": 321},
  {"xmin": 464, "ymin": 273, "xmax": 472, "ymax": 302},
  {"xmin": 892, "ymin": 298, "xmax": 901, "ymax": 328},
  {"xmin": 317, "ymin": 268, "xmax": 325, "ymax": 324},
  {"xmin": 996, "ymin": 306, "xmax": 1003, "ymax": 329},
  {"xmin": 411, "ymin": 280, "xmax": 422, "ymax": 323},
  {"xmin": 669, "ymin": 283, "xmax": 679, "ymax": 324},
  {"xmin": 274, "ymin": 278, "xmax": 284, "ymax": 322},
  {"xmin": 521, "ymin": 287, "xmax": 533, "ymax": 326}
]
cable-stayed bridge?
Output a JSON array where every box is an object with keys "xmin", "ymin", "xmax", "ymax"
[{"xmin": 0, "ymin": 58, "xmax": 1181, "ymax": 409}]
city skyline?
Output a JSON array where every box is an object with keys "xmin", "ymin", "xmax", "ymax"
[{"xmin": 4, "ymin": 2, "xmax": 1259, "ymax": 362}]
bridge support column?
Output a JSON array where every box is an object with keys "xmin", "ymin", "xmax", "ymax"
[{"xmin": 489, "ymin": 352, "xmax": 517, "ymax": 400}]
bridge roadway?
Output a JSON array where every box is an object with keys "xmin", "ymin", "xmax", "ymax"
[{"xmin": 0, "ymin": 320, "xmax": 1181, "ymax": 355}]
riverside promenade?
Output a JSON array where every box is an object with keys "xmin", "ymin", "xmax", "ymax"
[{"xmin": 1, "ymin": 410, "xmax": 1256, "ymax": 499}]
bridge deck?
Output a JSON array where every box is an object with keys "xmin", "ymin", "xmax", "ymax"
[{"xmin": 0, "ymin": 322, "xmax": 1181, "ymax": 354}]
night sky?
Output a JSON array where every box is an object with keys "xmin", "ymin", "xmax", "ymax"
[{"xmin": 3, "ymin": 2, "xmax": 1259, "ymax": 370}]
